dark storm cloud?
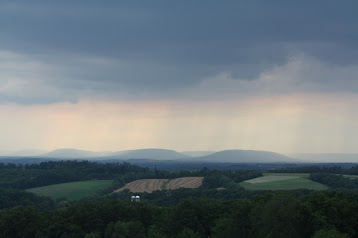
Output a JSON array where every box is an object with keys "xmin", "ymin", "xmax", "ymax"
[{"xmin": 0, "ymin": 0, "xmax": 358, "ymax": 103}]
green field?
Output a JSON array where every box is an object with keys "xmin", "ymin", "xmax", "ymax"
[
  {"xmin": 26, "ymin": 180, "xmax": 113, "ymax": 201},
  {"xmin": 264, "ymin": 173, "xmax": 310, "ymax": 178},
  {"xmin": 240, "ymin": 173, "xmax": 328, "ymax": 191},
  {"xmin": 343, "ymin": 174, "xmax": 358, "ymax": 179}
]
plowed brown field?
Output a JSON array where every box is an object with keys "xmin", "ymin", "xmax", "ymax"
[{"xmin": 114, "ymin": 177, "xmax": 203, "ymax": 193}]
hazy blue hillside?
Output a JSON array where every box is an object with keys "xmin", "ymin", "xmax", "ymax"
[
  {"xmin": 0, "ymin": 149, "xmax": 47, "ymax": 157},
  {"xmin": 13, "ymin": 148, "xmax": 190, "ymax": 160},
  {"xmin": 186, "ymin": 150, "xmax": 293, "ymax": 163},
  {"xmin": 40, "ymin": 149, "xmax": 113, "ymax": 158},
  {"xmin": 112, "ymin": 148, "xmax": 189, "ymax": 160},
  {"xmin": 2, "ymin": 148, "xmax": 296, "ymax": 163},
  {"xmin": 181, "ymin": 151, "xmax": 216, "ymax": 157},
  {"xmin": 291, "ymin": 153, "xmax": 358, "ymax": 163}
]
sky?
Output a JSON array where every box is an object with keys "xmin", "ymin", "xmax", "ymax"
[{"xmin": 0, "ymin": 0, "xmax": 358, "ymax": 154}]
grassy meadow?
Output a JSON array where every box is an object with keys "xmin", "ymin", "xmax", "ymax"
[
  {"xmin": 26, "ymin": 180, "xmax": 113, "ymax": 201},
  {"xmin": 240, "ymin": 173, "xmax": 328, "ymax": 191}
]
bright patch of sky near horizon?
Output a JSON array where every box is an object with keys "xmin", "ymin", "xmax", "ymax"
[{"xmin": 0, "ymin": 1, "xmax": 358, "ymax": 154}]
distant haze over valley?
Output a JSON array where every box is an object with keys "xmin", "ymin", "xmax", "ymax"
[{"xmin": 0, "ymin": 148, "xmax": 357, "ymax": 163}]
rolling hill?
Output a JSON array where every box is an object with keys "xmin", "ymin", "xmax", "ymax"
[
  {"xmin": 39, "ymin": 148, "xmax": 190, "ymax": 160},
  {"xmin": 112, "ymin": 148, "xmax": 190, "ymax": 160},
  {"xmin": 4, "ymin": 148, "xmax": 298, "ymax": 164},
  {"xmin": 40, "ymin": 149, "xmax": 112, "ymax": 158},
  {"xmin": 186, "ymin": 150, "xmax": 293, "ymax": 163},
  {"xmin": 291, "ymin": 153, "xmax": 358, "ymax": 163},
  {"xmin": 181, "ymin": 151, "xmax": 216, "ymax": 157}
]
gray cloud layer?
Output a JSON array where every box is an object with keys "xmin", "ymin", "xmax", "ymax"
[{"xmin": 0, "ymin": 1, "xmax": 358, "ymax": 103}]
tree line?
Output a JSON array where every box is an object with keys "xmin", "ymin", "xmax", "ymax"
[
  {"xmin": 310, "ymin": 173, "xmax": 358, "ymax": 189},
  {"xmin": 0, "ymin": 161, "xmax": 146, "ymax": 189}
]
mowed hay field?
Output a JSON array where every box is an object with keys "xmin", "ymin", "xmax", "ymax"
[
  {"xmin": 240, "ymin": 173, "xmax": 328, "ymax": 191},
  {"xmin": 114, "ymin": 179, "xmax": 166, "ymax": 193},
  {"xmin": 114, "ymin": 177, "xmax": 203, "ymax": 193},
  {"xmin": 27, "ymin": 180, "xmax": 113, "ymax": 201},
  {"xmin": 166, "ymin": 177, "xmax": 203, "ymax": 190}
]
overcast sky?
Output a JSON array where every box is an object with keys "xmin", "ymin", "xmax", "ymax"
[{"xmin": 1, "ymin": 1, "xmax": 358, "ymax": 154}]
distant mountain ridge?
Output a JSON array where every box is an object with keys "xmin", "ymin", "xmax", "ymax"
[
  {"xmin": 40, "ymin": 149, "xmax": 113, "ymax": 158},
  {"xmin": 0, "ymin": 149, "xmax": 47, "ymax": 156},
  {"xmin": 2, "ymin": 148, "xmax": 299, "ymax": 163},
  {"xmin": 187, "ymin": 149, "xmax": 293, "ymax": 163},
  {"xmin": 291, "ymin": 153, "xmax": 358, "ymax": 163},
  {"xmin": 39, "ymin": 148, "xmax": 190, "ymax": 160},
  {"xmin": 181, "ymin": 151, "xmax": 216, "ymax": 157},
  {"xmin": 110, "ymin": 148, "xmax": 190, "ymax": 160}
]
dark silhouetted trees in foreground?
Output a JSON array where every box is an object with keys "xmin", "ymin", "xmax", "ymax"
[{"xmin": 0, "ymin": 191, "xmax": 357, "ymax": 238}]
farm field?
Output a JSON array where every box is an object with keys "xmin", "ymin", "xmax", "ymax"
[
  {"xmin": 114, "ymin": 179, "xmax": 166, "ymax": 193},
  {"xmin": 240, "ymin": 173, "xmax": 328, "ymax": 191},
  {"xmin": 26, "ymin": 180, "xmax": 113, "ymax": 201},
  {"xmin": 264, "ymin": 173, "xmax": 310, "ymax": 178},
  {"xmin": 114, "ymin": 177, "xmax": 203, "ymax": 193},
  {"xmin": 166, "ymin": 177, "xmax": 203, "ymax": 190},
  {"xmin": 343, "ymin": 174, "xmax": 358, "ymax": 179}
]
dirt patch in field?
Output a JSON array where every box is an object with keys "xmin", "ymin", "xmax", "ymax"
[{"xmin": 113, "ymin": 177, "xmax": 203, "ymax": 193}]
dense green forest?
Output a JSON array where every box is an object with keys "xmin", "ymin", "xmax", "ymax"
[
  {"xmin": 310, "ymin": 173, "xmax": 358, "ymax": 189},
  {"xmin": 0, "ymin": 160, "xmax": 357, "ymax": 237},
  {"xmin": 0, "ymin": 191, "xmax": 357, "ymax": 237}
]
